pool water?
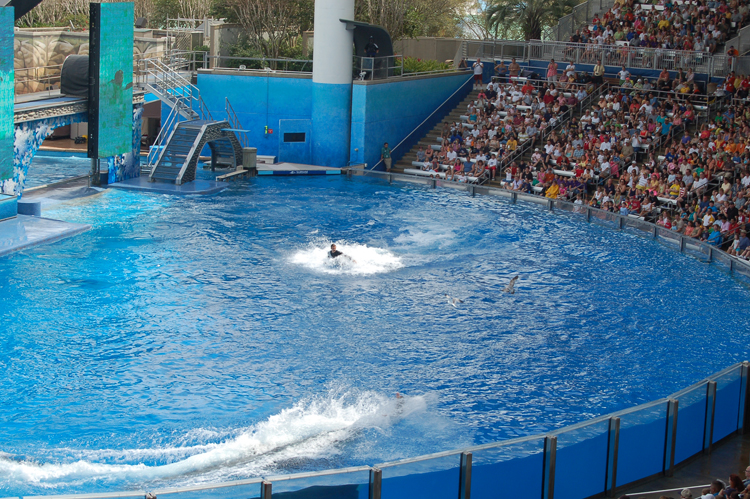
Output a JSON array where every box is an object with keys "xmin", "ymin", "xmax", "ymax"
[
  {"xmin": 0, "ymin": 176, "xmax": 748, "ymax": 496},
  {"xmin": 24, "ymin": 154, "xmax": 92, "ymax": 189}
]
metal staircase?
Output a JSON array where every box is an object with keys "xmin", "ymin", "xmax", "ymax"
[{"xmin": 137, "ymin": 57, "xmax": 248, "ymax": 183}]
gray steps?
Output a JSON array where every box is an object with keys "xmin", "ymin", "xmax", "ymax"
[{"xmin": 150, "ymin": 121, "xmax": 203, "ymax": 183}]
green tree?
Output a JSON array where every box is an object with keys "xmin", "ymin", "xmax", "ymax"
[{"xmin": 486, "ymin": 0, "xmax": 576, "ymax": 41}]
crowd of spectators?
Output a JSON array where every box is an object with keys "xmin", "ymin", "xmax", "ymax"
[
  {"xmin": 622, "ymin": 467, "xmax": 750, "ymax": 499},
  {"xmin": 414, "ymin": 77, "xmax": 585, "ymax": 183},
  {"xmin": 565, "ymin": 0, "xmax": 748, "ymax": 61},
  {"xmin": 488, "ymin": 70, "xmax": 750, "ymax": 255}
]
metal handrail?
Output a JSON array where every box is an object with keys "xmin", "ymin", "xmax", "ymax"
[
  {"xmin": 146, "ymin": 97, "xmax": 186, "ymax": 170},
  {"xmin": 225, "ymin": 97, "xmax": 247, "ymax": 149},
  {"xmin": 367, "ymin": 74, "xmax": 473, "ymax": 171}
]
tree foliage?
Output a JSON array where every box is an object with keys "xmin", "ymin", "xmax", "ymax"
[
  {"xmin": 356, "ymin": 0, "xmax": 468, "ymax": 40},
  {"xmin": 486, "ymin": 0, "xmax": 576, "ymax": 40}
]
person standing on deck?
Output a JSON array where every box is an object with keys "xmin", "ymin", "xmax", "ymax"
[{"xmin": 381, "ymin": 142, "xmax": 392, "ymax": 172}]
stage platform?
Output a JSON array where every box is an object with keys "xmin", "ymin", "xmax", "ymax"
[
  {"xmin": 108, "ymin": 177, "xmax": 228, "ymax": 195},
  {"xmin": 0, "ymin": 215, "xmax": 91, "ymax": 258},
  {"xmin": 257, "ymin": 163, "xmax": 342, "ymax": 176}
]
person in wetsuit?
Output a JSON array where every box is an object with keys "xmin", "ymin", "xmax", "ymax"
[{"xmin": 328, "ymin": 244, "xmax": 356, "ymax": 263}]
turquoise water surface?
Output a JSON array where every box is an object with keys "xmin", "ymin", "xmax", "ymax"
[{"xmin": 0, "ymin": 175, "xmax": 748, "ymax": 495}]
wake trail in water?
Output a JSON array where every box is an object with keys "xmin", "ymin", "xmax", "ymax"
[
  {"xmin": 0, "ymin": 390, "xmax": 427, "ymax": 491},
  {"xmin": 290, "ymin": 239, "xmax": 403, "ymax": 275}
]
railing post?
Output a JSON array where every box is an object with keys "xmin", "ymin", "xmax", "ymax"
[
  {"xmin": 543, "ymin": 436, "xmax": 557, "ymax": 499},
  {"xmin": 708, "ymin": 246, "xmax": 714, "ymax": 262},
  {"xmin": 469, "ymin": 184, "xmax": 475, "ymax": 197},
  {"xmin": 586, "ymin": 207, "xmax": 591, "ymax": 222},
  {"xmin": 740, "ymin": 362, "xmax": 750, "ymax": 434},
  {"xmin": 680, "ymin": 236, "xmax": 686, "ymax": 253},
  {"xmin": 605, "ymin": 417, "xmax": 620, "ymax": 497},
  {"xmin": 260, "ymin": 480, "xmax": 272, "ymax": 499},
  {"xmin": 665, "ymin": 399, "xmax": 679, "ymax": 476},
  {"xmin": 369, "ymin": 468, "xmax": 382, "ymax": 499},
  {"xmin": 459, "ymin": 452, "xmax": 472, "ymax": 499},
  {"xmin": 618, "ymin": 216, "xmax": 625, "ymax": 229},
  {"xmin": 512, "ymin": 191, "xmax": 517, "ymax": 204},
  {"xmin": 548, "ymin": 199, "xmax": 553, "ymax": 211},
  {"xmin": 704, "ymin": 381, "xmax": 717, "ymax": 454}
]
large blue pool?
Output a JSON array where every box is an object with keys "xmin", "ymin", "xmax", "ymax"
[{"xmin": 0, "ymin": 175, "xmax": 748, "ymax": 496}]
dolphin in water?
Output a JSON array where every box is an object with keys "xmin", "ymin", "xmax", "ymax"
[
  {"xmin": 445, "ymin": 294, "xmax": 464, "ymax": 308},
  {"xmin": 503, "ymin": 275, "xmax": 519, "ymax": 294}
]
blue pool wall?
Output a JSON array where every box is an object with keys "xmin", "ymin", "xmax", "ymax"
[
  {"xmin": 311, "ymin": 81, "xmax": 351, "ymax": 167},
  {"xmin": 349, "ymin": 72, "xmax": 473, "ymax": 170},
  {"xmin": 196, "ymin": 72, "xmax": 313, "ymax": 164},
  {"xmin": 195, "ymin": 71, "xmax": 472, "ymax": 168}
]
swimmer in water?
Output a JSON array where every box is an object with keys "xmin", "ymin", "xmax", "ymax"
[{"xmin": 328, "ymin": 244, "xmax": 356, "ymax": 263}]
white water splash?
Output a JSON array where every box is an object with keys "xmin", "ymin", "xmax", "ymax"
[
  {"xmin": 290, "ymin": 240, "xmax": 403, "ymax": 275},
  {"xmin": 0, "ymin": 391, "xmax": 427, "ymax": 491}
]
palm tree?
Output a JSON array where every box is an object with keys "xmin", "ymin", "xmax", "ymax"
[{"xmin": 486, "ymin": 0, "xmax": 578, "ymax": 41}]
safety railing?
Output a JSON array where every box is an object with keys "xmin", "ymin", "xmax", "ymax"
[
  {"xmin": 145, "ymin": 97, "xmax": 188, "ymax": 173},
  {"xmin": 206, "ymin": 55, "xmax": 313, "ymax": 73},
  {"xmin": 19, "ymin": 358, "xmax": 750, "ymax": 499},
  {"xmin": 366, "ymin": 74, "xmax": 474, "ymax": 171},
  {"xmin": 14, "ymin": 63, "xmax": 64, "ymax": 99},
  {"xmin": 225, "ymin": 97, "xmax": 247, "ymax": 149},
  {"xmin": 555, "ymin": 0, "xmax": 617, "ymax": 41},
  {"xmin": 460, "ymin": 39, "xmax": 738, "ymax": 78}
]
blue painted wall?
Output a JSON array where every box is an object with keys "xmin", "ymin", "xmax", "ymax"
[
  {"xmin": 312, "ymin": 82, "xmax": 351, "ymax": 167},
  {"xmin": 350, "ymin": 73, "xmax": 472, "ymax": 170},
  {"xmin": 197, "ymin": 73, "xmax": 314, "ymax": 161}
]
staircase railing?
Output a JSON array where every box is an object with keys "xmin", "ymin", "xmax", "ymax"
[
  {"xmin": 137, "ymin": 57, "xmax": 205, "ymax": 120},
  {"xmin": 367, "ymin": 74, "xmax": 474, "ymax": 170},
  {"xmin": 225, "ymin": 97, "xmax": 248, "ymax": 149},
  {"xmin": 146, "ymin": 97, "xmax": 187, "ymax": 172}
]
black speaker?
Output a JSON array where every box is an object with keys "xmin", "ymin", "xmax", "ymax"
[{"xmin": 60, "ymin": 55, "xmax": 89, "ymax": 97}]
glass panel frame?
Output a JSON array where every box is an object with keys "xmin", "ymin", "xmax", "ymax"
[
  {"xmin": 551, "ymin": 417, "xmax": 610, "ymax": 499},
  {"xmin": 468, "ymin": 436, "xmax": 545, "ymax": 499},
  {"xmin": 671, "ymin": 381, "xmax": 708, "ymax": 465},
  {"xmin": 378, "ymin": 451, "xmax": 462, "ymax": 499},
  {"xmin": 612, "ymin": 400, "xmax": 669, "ymax": 486},
  {"xmin": 266, "ymin": 466, "xmax": 371, "ymax": 499},
  {"xmin": 711, "ymin": 365, "xmax": 743, "ymax": 443}
]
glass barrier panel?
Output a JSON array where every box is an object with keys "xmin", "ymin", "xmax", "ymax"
[
  {"xmin": 672, "ymin": 382, "xmax": 707, "ymax": 464},
  {"xmin": 155, "ymin": 479, "xmax": 263, "ymax": 499},
  {"xmin": 712, "ymin": 366, "xmax": 743, "ymax": 443},
  {"xmin": 470, "ymin": 437, "xmax": 545, "ymax": 499},
  {"xmin": 624, "ymin": 217, "xmax": 653, "ymax": 235},
  {"xmin": 734, "ymin": 260, "xmax": 750, "ymax": 280},
  {"xmin": 656, "ymin": 228, "xmax": 680, "ymax": 247},
  {"xmin": 486, "ymin": 188, "xmax": 513, "ymax": 200},
  {"xmin": 267, "ymin": 468, "xmax": 370, "ymax": 499},
  {"xmin": 615, "ymin": 401, "xmax": 669, "ymax": 486},
  {"xmin": 553, "ymin": 419, "xmax": 610, "ymax": 499},
  {"xmin": 684, "ymin": 241, "xmax": 710, "ymax": 261},
  {"xmin": 711, "ymin": 251, "xmax": 733, "ymax": 270},
  {"xmin": 379, "ymin": 453, "xmax": 461, "ymax": 499}
]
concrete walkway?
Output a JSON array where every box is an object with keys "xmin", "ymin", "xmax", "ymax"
[{"xmin": 619, "ymin": 432, "xmax": 750, "ymax": 499}]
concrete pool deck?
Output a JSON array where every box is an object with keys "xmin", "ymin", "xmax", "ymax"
[
  {"xmin": 0, "ymin": 215, "xmax": 91, "ymax": 258},
  {"xmin": 619, "ymin": 432, "xmax": 750, "ymax": 499},
  {"xmin": 108, "ymin": 176, "xmax": 228, "ymax": 195}
]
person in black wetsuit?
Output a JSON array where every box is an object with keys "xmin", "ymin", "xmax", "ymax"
[{"xmin": 328, "ymin": 244, "xmax": 356, "ymax": 263}]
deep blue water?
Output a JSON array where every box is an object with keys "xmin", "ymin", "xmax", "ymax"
[
  {"xmin": 0, "ymin": 175, "xmax": 748, "ymax": 495},
  {"xmin": 24, "ymin": 154, "xmax": 91, "ymax": 188}
]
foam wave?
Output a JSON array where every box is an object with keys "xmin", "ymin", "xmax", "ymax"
[
  {"xmin": 0, "ymin": 390, "xmax": 426, "ymax": 490},
  {"xmin": 290, "ymin": 240, "xmax": 403, "ymax": 275}
]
